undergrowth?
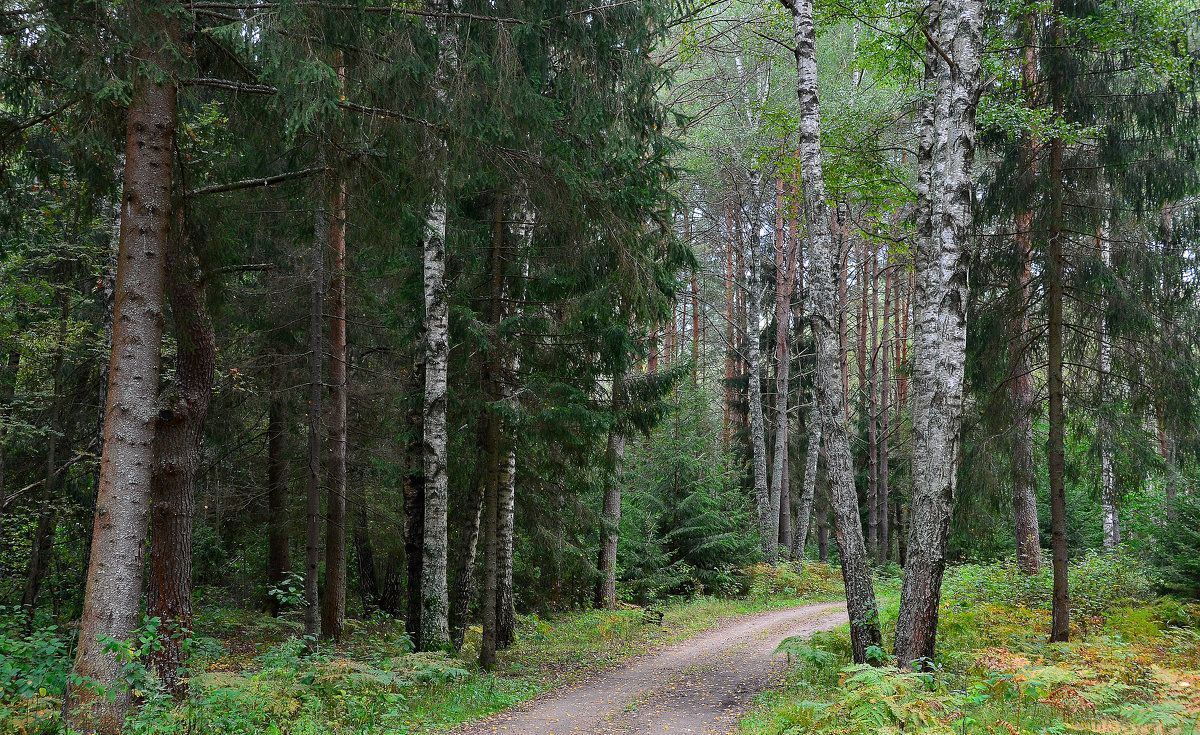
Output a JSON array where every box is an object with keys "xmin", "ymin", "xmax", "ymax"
[
  {"xmin": 740, "ymin": 554, "xmax": 1200, "ymax": 735},
  {"xmin": 1, "ymin": 563, "xmax": 841, "ymax": 734}
]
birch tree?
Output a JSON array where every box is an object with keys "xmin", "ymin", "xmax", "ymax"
[
  {"xmin": 780, "ymin": 0, "xmax": 882, "ymax": 663},
  {"xmin": 895, "ymin": 0, "xmax": 985, "ymax": 667}
]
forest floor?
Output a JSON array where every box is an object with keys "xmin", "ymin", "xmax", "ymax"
[
  {"xmin": 450, "ymin": 601, "xmax": 846, "ymax": 735},
  {"xmin": 0, "ymin": 564, "xmax": 847, "ymax": 734},
  {"xmin": 737, "ymin": 557, "xmax": 1200, "ymax": 735}
]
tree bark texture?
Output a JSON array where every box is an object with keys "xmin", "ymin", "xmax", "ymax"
[
  {"xmin": 304, "ymin": 176, "xmax": 327, "ymax": 647},
  {"xmin": 147, "ymin": 217, "xmax": 216, "ymax": 698},
  {"xmin": 596, "ymin": 369, "xmax": 627, "ymax": 610},
  {"xmin": 895, "ymin": 0, "xmax": 983, "ymax": 668},
  {"xmin": 1010, "ymin": 11, "xmax": 1042, "ymax": 576},
  {"xmin": 1047, "ymin": 0, "xmax": 1071, "ymax": 644},
  {"xmin": 66, "ymin": 13, "xmax": 178, "ymax": 730},
  {"xmin": 786, "ymin": 0, "xmax": 881, "ymax": 663},
  {"xmin": 322, "ymin": 174, "xmax": 349, "ymax": 641},
  {"xmin": 772, "ymin": 179, "xmax": 799, "ymax": 557}
]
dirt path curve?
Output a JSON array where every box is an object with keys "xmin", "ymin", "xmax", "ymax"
[{"xmin": 451, "ymin": 601, "xmax": 847, "ymax": 735}]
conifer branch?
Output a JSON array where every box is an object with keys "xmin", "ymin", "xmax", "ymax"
[{"xmin": 187, "ymin": 166, "xmax": 328, "ymax": 197}]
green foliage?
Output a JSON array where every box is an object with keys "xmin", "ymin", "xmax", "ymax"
[
  {"xmin": 1151, "ymin": 492, "xmax": 1200, "ymax": 596},
  {"xmin": 746, "ymin": 563, "xmax": 846, "ymax": 601},
  {"xmin": 618, "ymin": 384, "xmax": 759, "ymax": 603},
  {"xmin": 941, "ymin": 554, "xmax": 1158, "ymax": 623}
]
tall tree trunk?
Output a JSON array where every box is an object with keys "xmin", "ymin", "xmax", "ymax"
[
  {"xmin": 147, "ymin": 216, "xmax": 216, "ymax": 698},
  {"xmin": 65, "ymin": 11, "xmax": 178, "ymax": 729},
  {"xmin": 866, "ymin": 242, "xmax": 879, "ymax": 557},
  {"xmin": 1046, "ymin": 0, "xmax": 1070, "ymax": 644},
  {"xmin": 265, "ymin": 377, "xmax": 290, "ymax": 616},
  {"xmin": 1010, "ymin": 11, "xmax": 1042, "ymax": 576},
  {"xmin": 420, "ymin": 186, "xmax": 451, "ymax": 650},
  {"xmin": 419, "ymin": 3, "xmax": 456, "ymax": 652},
  {"xmin": 723, "ymin": 209, "xmax": 737, "ymax": 444},
  {"xmin": 785, "ymin": 0, "xmax": 881, "ymax": 663},
  {"xmin": 773, "ymin": 179, "xmax": 799, "ymax": 557},
  {"xmin": 449, "ymin": 467, "xmax": 484, "ymax": 649},
  {"xmin": 1096, "ymin": 220, "xmax": 1119, "ymax": 549},
  {"xmin": 596, "ymin": 369, "xmax": 627, "ymax": 609},
  {"xmin": 304, "ymin": 175, "xmax": 327, "ymax": 647},
  {"xmin": 876, "ymin": 260, "xmax": 891, "ymax": 565},
  {"xmin": 895, "ymin": 0, "xmax": 983, "ymax": 667},
  {"xmin": 496, "ymin": 430, "xmax": 517, "ymax": 648},
  {"xmin": 739, "ymin": 200, "xmax": 776, "ymax": 561},
  {"xmin": 480, "ymin": 194, "xmax": 509, "ymax": 667},
  {"xmin": 0, "ymin": 350, "xmax": 19, "ymax": 524},
  {"xmin": 322, "ymin": 171, "xmax": 349, "ymax": 640}
]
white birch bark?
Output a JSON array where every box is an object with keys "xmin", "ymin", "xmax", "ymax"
[
  {"xmin": 418, "ymin": 3, "xmax": 457, "ymax": 653},
  {"xmin": 895, "ymin": 0, "xmax": 984, "ymax": 667},
  {"xmin": 782, "ymin": 0, "xmax": 881, "ymax": 663},
  {"xmin": 420, "ymin": 192, "xmax": 450, "ymax": 651},
  {"xmin": 1097, "ymin": 220, "xmax": 1119, "ymax": 549}
]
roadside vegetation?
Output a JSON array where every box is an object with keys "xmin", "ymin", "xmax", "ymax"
[
  {"xmin": 2, "ymin": 564, "xmax": 844, "ymax": 734},
  {"xmin": 741, "ymin": 557, "xmax": 1200, "ymax": 735}
]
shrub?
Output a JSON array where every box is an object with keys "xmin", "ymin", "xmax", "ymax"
[{"xmin": 745, "ymin": 562, "xmax": 844, "ymax": 600}]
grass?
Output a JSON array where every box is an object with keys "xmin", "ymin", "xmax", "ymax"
[
  {"xmin": 737, "ymin": 559, "xmax": 1200, "ymax": 735},
  {"xmin": 3, "ymin": 562, "xmax": 846, "ymax": 735}
]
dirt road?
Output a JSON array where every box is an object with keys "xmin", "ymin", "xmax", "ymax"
[{"xmin": 451, "ymin": 601, "xmax": 847, "ymax": 735}]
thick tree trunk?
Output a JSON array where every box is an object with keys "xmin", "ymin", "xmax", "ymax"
[
  {"xmin": 304, "ymin": 176, "xmax": 327, "ymax": 647},
  {"xmin": 1011, "ymin": 12, "xmax": 1042, "ymax": 576},
  {"xmin": 895, "ymin": 0, "xmax": 983, "ymax": 668},
  {"xmin": 65, "ymin": 14, "xmax": 178, "ymax": 728},
  {"xmin": 322, "ymin": 175, "xmax": 349, "ymax": 641},
  {"xmin": 420, "ymin": 192, "xmax": 451, "ymax": 651},
  {"xmin": 1047, "ymin": 1, "xmax": 1070, "ymax": 644},
  {"xmin": 265, "ymin": 379, "xmax": 290, "ymax": 616},
  {"xmin": 596, "ymin": 369, "xmax": 627, "ymax": 609},
  {"xmin": 785, "ymin": 0, "xmax": 881, "ymax": 663},
  {"xmin": 147, "ymin": 217, "xmax": 216, "ymax": 698}
]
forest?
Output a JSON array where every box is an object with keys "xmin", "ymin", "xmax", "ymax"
[{"xmin": 3, "ymin": 0, "xmax": 1200, "ymax": 733}]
